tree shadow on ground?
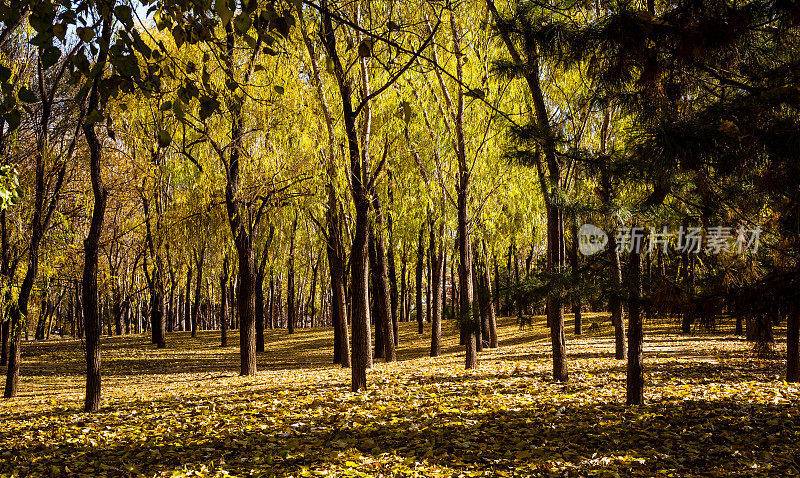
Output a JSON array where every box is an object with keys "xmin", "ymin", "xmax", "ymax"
[{"xmin": 1, "ymin": 394, "xmax": 796, "ymax": 476}]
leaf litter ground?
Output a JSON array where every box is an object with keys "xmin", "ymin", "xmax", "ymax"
[{"xmin": 1, "ymin": 315, "xmax": 798, "ymax": 477}]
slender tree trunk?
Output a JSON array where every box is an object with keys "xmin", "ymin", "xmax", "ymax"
[
  {"xmin": 415, "ymin": 223, "xmax": 425, "ymax": 334},
  {"xmin": 570, "ymin": 219, "xmax": 582, "ymax": 335},
  {"xmin": 255, "ymin": 271, "xmax": 265, "ymax": 351},
  {"xmin": 191, "ymin": 247, "xmax": 205, "ymax": 338},
  {"xmin": 788, "ymin": 299, "xmax": 799, "ymax": 382},
  {"xmin": 81, "ymin": 8, "xmax": 114, "ymax": 410},
  {"xmin": 222, "ymin": 22, "xmax": 257, "ymax": 376},
  {"xmin": 184, "ymin": 267, "xmax": 192, "ymax": 332},
  {"xmin": 287, "ymin": 218, "xmax": 297, "ymax": 334},
  {"xmin": 400, "ymin": 250, "xmax": 408, "ymax": 324},
  {"xmin": 327, "ymin": 193, "xmax": 350, "ymax": 367},
  {"xmin": 386, "ymin": 172, "xmax": 399, "ymax": 346},
  {"xmin": 320, "ymin": 0, "xmax": 373, "ymax": 390},
  {"xmin": 299, "ymin": 5, "xmax": 349, "ymax": 366},
  {"xmin": 370, "ymin": 195, "xmax": 395, "ymax": 362},
  {"xmin": 482, "ymin": 248, "xmax": 499, "ymax": 348},
  {"xmin": 472, "ymin": 259, "xmax": 484, "ymax": 353},
  {"xmin": 220, "ymin": 273, "xmax": 228, "ymax": 347},
  {"xmin": 0, "ymin": 316, "xmax": 8, "ymax": 367},
  {"xmin": 608, "ymin": 234, "xmax": 626, "ymax": 359},
  {"xmin": 430, "ymin": 221, "xmax": 444, "ymax": 357},
  {"xmin": 627, "ymin": 243, "xmax": 644, "ymax": 405},
  {"xmin": 546, "ymin": 203, "xmax": 568, "ymax": 381},
  {"xmin": 370, "ymin": 238, "xmax": 384, "ymax": 360}
]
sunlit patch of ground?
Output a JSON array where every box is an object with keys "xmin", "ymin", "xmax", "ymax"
[{"xmin": 1, "ymin": 314, "xmax": 797, "ymax": 477}]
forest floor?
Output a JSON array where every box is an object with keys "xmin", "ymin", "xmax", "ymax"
[{"xmin": 1, "ymin": 315, "xmax": 798, "ymax": 477}]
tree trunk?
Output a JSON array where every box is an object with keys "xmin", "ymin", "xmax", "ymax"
[
  {"xmin": 546, "ymin": 203, "xmax": 568, "ymax": 381},
  {"xmin": 608, "ymin": 234, "xmax": 626, "ymax": 359},
  {"xmin": 453, "ymin": 11, "xmax": 477, "ymax": 368},
  {"xmin": 386, "ymin": 172, "xmax": 399, "ymax": 346},
  {"xmin": 788, "ymin": 300, "xmax": 799, "ymax": 382},
  {"xmin": 626, "ymin": 243, "xmax": 644, "ymax": 405},
  {"xmin": 81, "ymin": 8, "xmax": 114, "ymax": 410},
  {"xmin": 369, "ymin": 195, "xmax": 396, "ymax": 362},
  {"xmin": 415, "ymin": 223, "xmax": 425, "ymax": 334},
  {"xmin": 184, "ymin": 267, "xmax": 192, "ymax": 333},
  {"xmin": 430, "ymin": 221, "xmax": 444, "ymax": 357},
  {"xmin": 479, "ymin": 243, "xmax": 498, "ymax": 348},
  {"xmin": 326, "ymin": 179, "xmax": 350, "ymax": 366},
  {"xmin": 191, "ymin": 247, "xmax": 205, "ymax": 338},
  {"xmin": 287, "ymin": 218, "xmax": 297, "ymax": 334},
  {"xmin": 570, "ymin": 219, "xmax": 582, "ymax": 335},
  {"xmin": 256, "ymin": 271, "xmax": 265, "ymax": 351},
  {"xmin": 0, "ymin": 315, "xmax": 8, "ymax": 367},
  {"xmin": 320, "ymin": 0, "xmax": 373, "ymax": 390},
  {"xmin": 220, "ymin": 272, "xmax": 228, "ymax": 347}
]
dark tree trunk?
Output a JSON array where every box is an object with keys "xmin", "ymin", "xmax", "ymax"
[
  {"xmin": 321, "ymin": 1, "xmax": 373, "ymax": 390},
  {"xmin": 221, "ymin": 22, "xmax": 258, "ymax": 376},
  {"xmin": 369, "ymin": 238, "xmax": 384, "ymax": 360},
  {"xmin": 309, "ymin": 255, "xmax": 318, "ymax": 328},
  {"xmin": 255, "ymin": 244, "xmax": 270, "ymax": 352},
  {"xmin": 493, "ymin": 256, "xmax": 500, "ymax": 317},
  {"xmin": 287, "ymin": 218, "xmax": 297, "ymax": 334},
  {"xmin": 415, "ymin": 223, "xmax": 425, "ymax": 334},
  {"xmin": 608, "ymin": 234, "xmax": 626, "ymax": 359},
  {"xmin": 386, "ymin": 172, "xmax": 399, "ymax": 346},
  {"xmin": 235, "ymin": 246, "xmax": 257, "ymax": 376},
  {"xmin": 627, "ymin": 243, "xmax": 644, "ymax": 405},
  {"xmin": 184, "ymin": 267, "xmax": 192, "ymax": 333},
  {"xmin": 325, "ymin": 172, "xmax": 350, "ymax": 366},
  {"xmin": 472, "ymin": 259, "xmax": 484, "ymax": 353},
  {"xmin": 255, "ymin": 271, "xmax": 265, "ymax": 352},
  {"xmin": 369, "ymin": 193, "xmax": 395, "ymax": 362},
  {"xmin": 81, "ymin": 9, "xmax": 114, "ymax": 410},
  {"xmin": 220, "ymin": 271, "xmax": 228, "ymax": 347},
  {"xmin": 0, "ymin": 315, "xmax": 8, "ymax": 367},
  {"xmin": 546, "ymin": 202, "xmax": 568, "ymax": 381},
  {"xmin": 150, "ymin": 290, "xmax": 165, "ymax": 349},
  {"xmin": 570, "ymin": 219, "xmax": 582, "ymax": 335},
  {"xmin": 430, "ymin": 221, "xmax": 444, "ymax": 357},
  {"xmin": 788, "ymin": 300, "xmax": 800, "ymax": 382},
  {"xmin": 483, "ymin": 248, "xmax": 498, "ymax": 349},
  {"xmin": 191, "ymin": 247, "xmax": 205, "ymax": 338},
  {"xmin": 268, "ymin": 277, "xmax": 275, "ymax": 329},
  {"xmin": 399, "ymin": 250, "xmax": 408, "ymax": 323},
  {"xmin": 506, "ymin": 244, "xmax": 513, "ymax": 317},
  {"xmin": 478, "ymin": 243, "xmax": 498, "ymax": 348},
  {"xmin": 454, "ymin": 18, "xmax": 478, "ymax": 368}
]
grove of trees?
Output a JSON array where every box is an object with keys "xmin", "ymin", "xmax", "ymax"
[{"xmin": 0, "ymin": 0, "xmax": 798, "ymax": 413}]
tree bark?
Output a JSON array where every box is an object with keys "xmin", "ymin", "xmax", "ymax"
[
  {"xmin": 320, "ymin": 0, "xmax": 374, "ymax": 390},
  {"xmin": 184, "ymin": 266, "xmax": 192, "ymax": 332},
  {"xmin": 370, "ymin": 194, "xmax": 396, "ymax": 362},
  {"xmin": 608, "ymin": 234, "xmax": 626, "ymax": 359},
  {"xmin": 287, "ymin": 218, "xmax": 297, "ymax": 334},
  {"xmin": 570, "ymin": 219, "xmax": 582, "ymax": 335},
  {"xmin": 479, "ymin": 242, "xmax": 498, "ymax": 348},
  {"xmin": 430, "ymin": 220, "xmax": 444, "ymax": 357},
  {"xmin": 191, "ymin": 246, "xmax": 205, "ymax": 338},
  {"xmin": 415, "ymin": 223, "xmax": 426, "ymax": 334},
  {"xmin": 627, "ymin": 243, "xmax": 644, "ymax": 405},
  {"xmin": 81, "ymin": 6, "xmax": 114, "ymax": 410},
  {"xmin": 788, "ymin": 300, "xmax": 799, "ymax": 382}
]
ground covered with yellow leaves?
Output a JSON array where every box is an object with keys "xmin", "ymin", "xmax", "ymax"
[{"xmin": 1, "ymin": 316, "xmax": 798, "ymax": 477}]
